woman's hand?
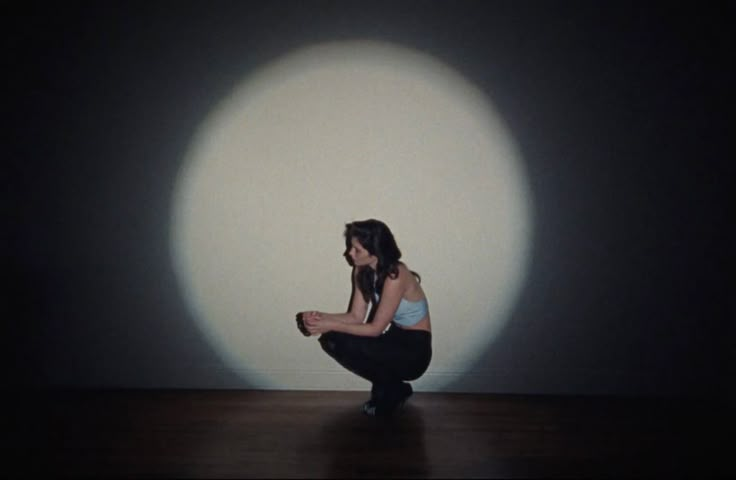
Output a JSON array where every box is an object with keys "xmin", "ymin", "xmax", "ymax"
[
  {"xmin": 296, "ymin": 311, "xmax": 315, "ymax": 336},
  {"xmin": 301, "ymin": 311, "xmax": 320, "ymax": 323},
  {"xmin": 296, "ymin": 310, "xmax": 322, "ymax": 337},
  {"xmin": 303, "ymin": 312, "xmax": 335, "ymax": 335}
]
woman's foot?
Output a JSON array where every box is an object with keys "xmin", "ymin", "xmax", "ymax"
[
  {"xmin": 362, "ymin": 382, "xmax": 413, "ymax": 417},
  {"xmin": 400, "ymin": 382, "xmax": 413, "ymax": 401},
  {"xmin": 362, "ymin": 398, "xmax": 395, "ymax": 417},
  {"xmin": 362, "ymin": 399, "xmax": 378, "ymax": 416}
]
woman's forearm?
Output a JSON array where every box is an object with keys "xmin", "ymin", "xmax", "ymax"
[
  {"xmin": 329, "ymin": 320, "xmax": 382, "ymax": 337},
  {"xmin": 321, "ymin": 311, "xmax": 365, "ymax": 325}
]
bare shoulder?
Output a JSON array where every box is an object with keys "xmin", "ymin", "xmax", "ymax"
[
  {"xmin": 395, "ymin": 262, "xmax": 410, "ymax": 276},
  {"xmin": 397, "ymin": 262, "xmax": 420, "ymax": 281},
  {"xmin": 383, "ymin": 264, "xmax": 408, "ymax": 289}
]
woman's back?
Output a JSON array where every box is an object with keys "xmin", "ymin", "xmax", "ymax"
[{"xmin": 380, "ymin": 263, "xmax": 431, "ymax": 332}]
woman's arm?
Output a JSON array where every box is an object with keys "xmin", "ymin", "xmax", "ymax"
[
  {"xmin": 317, "ymin": 310, "xmax": 364, "ymax": 325},
  {"xmin": 308, "ymin": 271, "xmax": 405, "ymax": 337},
  {"xmin": 304, "ymin": 268, "xmax": 368, "ymax": 325}
]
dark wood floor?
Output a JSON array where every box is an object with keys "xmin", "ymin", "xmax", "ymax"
[{"xmin": 2, "ymin": 389, "xmax": 730, "ymax": 478}]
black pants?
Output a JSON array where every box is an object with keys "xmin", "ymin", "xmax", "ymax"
[{"xmin": 319, "ymin": 324, "xmax": 432, "ymax": 406}]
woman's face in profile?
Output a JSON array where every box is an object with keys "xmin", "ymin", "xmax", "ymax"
[{"xmin": 347, "ymin": 237, "xmax": 377, "ymax": 268}]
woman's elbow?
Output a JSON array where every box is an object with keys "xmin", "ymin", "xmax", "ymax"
[{"xmin": 367, "ymin": 323, "xmax": 388, "ymax": 337}]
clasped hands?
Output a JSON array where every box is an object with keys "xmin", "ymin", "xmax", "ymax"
[{"xmin": 296, "ymin": 311, "xmax": 334, "ymax": 336}]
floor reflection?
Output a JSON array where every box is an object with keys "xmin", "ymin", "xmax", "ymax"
[{"xmin": 318, "ymin": 403, "xmax": 429, "ymax": 478}]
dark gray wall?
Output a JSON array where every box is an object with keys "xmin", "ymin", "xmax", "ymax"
[{"xmin": 5, "ymin": 1, "xmax": 733, "ymax": 398}]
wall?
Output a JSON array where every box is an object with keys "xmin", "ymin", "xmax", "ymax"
[{"xmin": 5, "ymin": 2, "xmax": 732, "ymax": 397}]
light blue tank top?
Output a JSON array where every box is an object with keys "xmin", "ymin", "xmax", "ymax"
[{"xmin": 374, "ymin": 292, "xmax": 429, "ymax": 327}]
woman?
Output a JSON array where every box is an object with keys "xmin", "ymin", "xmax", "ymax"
[{"xmin": 299, "ymin": 219, "xmax": 432, "ymax": 417}]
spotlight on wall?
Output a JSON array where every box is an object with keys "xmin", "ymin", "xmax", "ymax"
[{"xmin": 171, "ymin": 40, "xmax": 532, "ymax": 390}]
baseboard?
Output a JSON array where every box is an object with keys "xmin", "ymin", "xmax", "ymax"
[{"xmin": 238, "ymin": 368, "xmax": 502, "ymax": 392}]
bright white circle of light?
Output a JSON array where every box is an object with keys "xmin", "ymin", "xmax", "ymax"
[{"xmin": 171, "ymin": 40, "xmax": 532, "ymax": 391}]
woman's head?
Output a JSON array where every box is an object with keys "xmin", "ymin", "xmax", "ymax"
[
  {"xmin": 344, "ymin": 219, "xmax": 402, "ymax": 270},
  {"xmin": 344, "ymin": 219, "xmax": 403, "ymax": 302}
]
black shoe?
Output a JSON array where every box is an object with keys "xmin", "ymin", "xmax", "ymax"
[
  {"xmin": 362, "ymin": 399, "xmax": 378, "ymax": 416},
  {"xmin": 362, "ymin": 399, "xmax": 396, "ymax": 417},
  {"xmin": 394, "ymin": 383, "xmax": 413, "ymax": 411},
  {"xmin": 363, "ymin": 384, "xmax": 413, "ymax": 417},
  {"xmin": 400, "ymin": 382, "xmax": 413, "ymax": 400}
]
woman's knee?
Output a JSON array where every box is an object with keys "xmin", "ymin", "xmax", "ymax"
[
  {"xmin": 318, "ymin": 332, "xmax": 342, "ymax": 357},
  {"xmin": 319, "ymin": 332, "xmax": 364, "ymax": 361}
]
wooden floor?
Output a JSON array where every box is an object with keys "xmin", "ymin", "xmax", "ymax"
[{"xmin": 3, "ymin": 389, "xmax": 729, "ymax": 478}]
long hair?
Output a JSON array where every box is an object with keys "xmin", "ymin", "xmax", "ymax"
[{"xmin": 344, "ymin": 219, "xmax": 419, "ymax": 303}]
